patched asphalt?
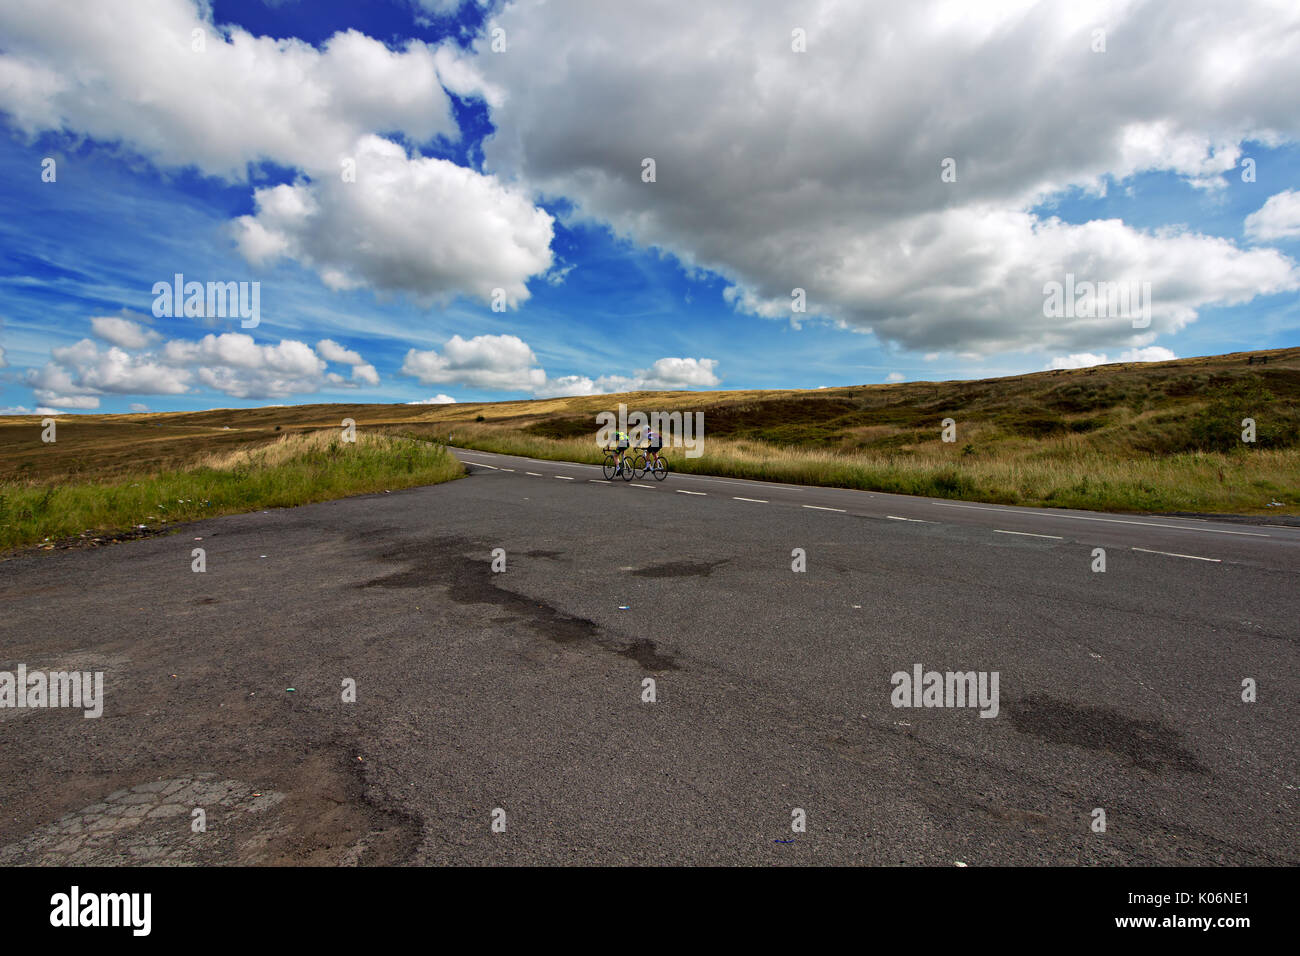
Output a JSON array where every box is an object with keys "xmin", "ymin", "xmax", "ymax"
[{"xmin": 0, "ymin": 450, "xmax": 1296, "ymax": 865}]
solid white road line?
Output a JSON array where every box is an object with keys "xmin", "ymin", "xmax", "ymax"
[
  {"xmin": 994, "ymin": 529, "xmax": 1064, "ymax": 539},
  {"xmin": 1131, "ymin": 547, "xmax": 1221, "ymax": 562},
  {"xmin": 677, "ymin": 490, "xmax": 707, "ymax": 496},
  {"xmin": 803, "ymin": 505, "xmax": 846, "ymax": 512},
  {"xmin": 932, "ymin": 501, "xmax": 1268, "ymax": 537},
  {"xmin": 733, "ymin": 496, "xmax": 768, "ymax": 503}
]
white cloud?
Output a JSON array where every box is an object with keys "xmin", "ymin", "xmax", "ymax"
[
  {"xmin": 532, "ymin": 375, "xmax": 601, "ymax": 399},
  {"xmin": 1245, "ymin": 189, "xmax": 1300, "ymax": 242},
  {"xmin": 1119, "ymin": 346, "xmax": 1177, "ymax": 363},
  {"xmin": 1047, "ymin": 353, "xmax": 1111, "ymax": 370},
  {"xmin": 407, "ymin": 394, "xmax": 457, "ymax": 404},
  {"xmin": 476, "ymin": 0, "xmax": 1300, "ymax": 356},
  {"xmin": 129, "ymin": 403, "xmax": 150, "ymax": 412},
  {"xmin": 399, "ymin": 334, "xmax": 722, "ymax": 397},
  {"xmin": 632, "ymin": 357, "xmax": 720, "ymax": 389},
  {"xmin": 91, "ymin": 315, "xmax": 162, "ymax": 350},
  {"xmin": 0, "ymin": 0, "xmax": 553, "ymax": 305},
  {"xmin": 233, "ymin": 136, "xmax": 553, "ymax": 304},
  {"xmin": 401, "ymin": 333, "xmax": 547, "ymax": 391},
  {"xmin": 0, "ymin": 345, "xmax": 7, "ymax": 368},
  {"xmin": 0, "ymin": 1, "xmax": 463, "ymax": 180},
  {"xmin": 315, "ymin": 339, "xmax": 364, "ymax": 365},
  {"xmin": 1047, "ymin": 346, "xmax": 1177, "ymax": 370},
  {"xmin": 24, "ymin": 330, "xmax": 383, "ymax": 403},
  {"xmin": 886, "ymin": 372, "xmax": 906, "ymax": 382}
]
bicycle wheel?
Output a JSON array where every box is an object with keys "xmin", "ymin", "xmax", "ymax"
[
  {"xmin": 620, "ymin": 458, "xmax": 635, "ymax": 481},
  {"xmin": 602, "ymin": 455, "xmax": 617, "ymax": 480},
  {"xmin": 652, "ymin": 456, "xmax": 668, "ymax": 481},
  {"xmin": 631, "ymin": 454, "xmax": 647, "ymax": 478}
]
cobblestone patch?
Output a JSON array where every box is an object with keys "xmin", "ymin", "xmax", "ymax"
[{"xmin": 0, "ymin": 774, "xmax": 285, "ymax": 865}]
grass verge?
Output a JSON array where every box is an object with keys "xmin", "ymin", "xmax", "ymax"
[
  {"xmin": 0, "ymin": 430, "xmax": 464, "ymax": 553},
  {"xmin": 401, "ymin": 422, "xmax": 1299, "ymax": 515}
]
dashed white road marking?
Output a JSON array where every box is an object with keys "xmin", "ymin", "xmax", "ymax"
[
  {"xmin": 473, "ymin": 462, "xmax": 499, "ymax": 470},
  {"xmin": 886, "ymin": 515, "xmax": 931, "ymax": 523},
  {"xmin": 525, "ymin": 472, "xmax": 543, "ymax": 476},
  {"xmin": 994, "ymin": 529, "xmax": 1064, "ymax": 539},
  {"xmin": 1131, "ymin": 547, "xmax": 1221, "ymax": 562},
  {"xmin": 677, "ymin": 490, "xmax": 707, "ymax": 496},
  {"xmin": 629, "ymin": 483, "xmax": 652, "ymax": 488},
  {"xmin": 555, "ymin": 475, "xmax": 574, "ymax": 480},
  {"xmin": 932, "ymin": 501, "xmax": 1268, "ymax": 537},
  {"xmin": 588, "ymin": 479, "xmax": 608, "ymax": 484},
  {"xmin": 500, "ymin": 468, "xmax": 515, "ymax": 472},
  {"xmin": 803, "ymin": 505, "xmax": 846, "ymax": 512},
  {"xmin": 733, "ymin": 496, "xmax": 768, "ymax": 503}
]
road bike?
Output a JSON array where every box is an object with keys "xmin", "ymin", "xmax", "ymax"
[
  {"xmin": 631, "ymin": 446, "xmax": 669, "ymax": 481},
  {"xmin": 602, "ymin": 446, "xmax": 635, "ymax": 481}
]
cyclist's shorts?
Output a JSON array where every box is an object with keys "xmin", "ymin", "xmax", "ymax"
[
  {"xmin": 648, "ymin": 443, "xmax": 662, "ymax": 453},
  {"xmin": 617, "ymin": 440, "xmax": 629, "ymax": 450}
]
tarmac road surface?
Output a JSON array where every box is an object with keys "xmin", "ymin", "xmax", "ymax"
[{"xmin": 1, "ymin": 447, "xmax": 1296, "ymax": 865}]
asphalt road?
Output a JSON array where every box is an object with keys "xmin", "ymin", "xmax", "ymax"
[{"xmin": 1, "ymin": 448, "xmax": 1296, "ymax": 865}]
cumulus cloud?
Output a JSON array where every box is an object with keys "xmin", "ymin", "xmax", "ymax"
[
  {"xmin": 401, "ymin": 334, "xmax": 546, "ymax": 392},
  {"xmin": 129, "ymin": 403, "xmax": 149, "ymax": 412},
  {"xmin": 399, "ymin": 334, "xmax": 721, "ymax": 397},
  {"xmin": 532, "ymin": 375, "xmax": 601, "ymax": 399},
  {"xmin": 315, "ymin": 339, "xmax": 364, "ymax": 365},
  {"xmin": 1047, "ymin": 353, "xmax": 1112, "ymax": 370},
  {"xmin": 0, "ymin": 1, "xmax": 466, "ymax": 179},
  {"xmin": 1119, "ymin": 346, "xmax": 1178, "ymax": 363},
  {"xmin": 407, "ymin": 394, "xmax": 457, "ymax": 404},
  {"xmin": 1047, "ymin": 346, "xmax": 1177, "ymax": 370},
  {"xmin": 476, "ymin": 0, "xmax": 1300, "ymax": 356},
  {"xmin": 233, "ymin": 136, "xmax": 553, "ymax": 304},
  {"xmin": 0, "ymin": 405, "xmax": 61, "ymax": 416},
  {"xmin": 0, "ymin": 0, "xmax": 552, "ymax": 305},
  {"xmin": 1245, "ymin": 189, "xmax": 1300, "ymax": 242},
  {"xmin": 24, "ymin": 331, "xmax": 382, "ymax": 403},
  {"xmin": 316, "ymin": 338, "xmax": 380, "ymax": 386},
  {"xmin": 91, "ymin": 315, "xmax": 162, "ymax": 350}
]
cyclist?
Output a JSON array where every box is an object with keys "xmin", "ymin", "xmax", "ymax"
[
  {"xmin": 643, "ymin": 424, "xmax": 664, "ymax": 470},
  {"xmin": 612, "ymin": 428, "xmax": 631, "ymax": 471}
]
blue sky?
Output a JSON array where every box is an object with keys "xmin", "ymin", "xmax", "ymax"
[{"xmin": 1, "ymin": 0, "xmax": 1298, "ymax": 414}]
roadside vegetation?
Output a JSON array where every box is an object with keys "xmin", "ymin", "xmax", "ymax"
[
  {"xmin": 0, "ymin": 429, "xmax": 463, "ymax": 553},
  {"xmin": 1, "ymin": 348, "xmax": 1295, "ymax": 551},
  {"xmin": 401, "ymin": 422, "xmax": 1297, "ymax": 514},
  {"xmin": 394, "ymin": 348, "xmax": 1300, "ymax": 515}
]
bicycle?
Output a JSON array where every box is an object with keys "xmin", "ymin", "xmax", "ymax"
[
  {"xmin": 631, "ymin": 445, "xmax": 669, "ymax": 481},
  {"xmin": 602, "ymin": 445, "xmax": 635, "ymax": 481}
]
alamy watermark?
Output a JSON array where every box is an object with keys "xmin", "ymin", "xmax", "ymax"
[
  {"xmin": 152, "ymin": 273, "xmax": 260, "ymax": 328},
  {"xmin": 0, "ymin": 665, "xmax": 104, "ymax": 718},
  {"xmin": 1043, "ymin": 273, "xmax": 1151, "ymax": 328},
  {"xmin": 50, "ymin": 886, "xmax": 150, "ymax": 936},
  {"xmin": 890, "ymin": 664, "xmax": 999, "ymax": 718},
  {"xmin": 596, "ymin": 403, "xmax": 705, "ymax": 458}
]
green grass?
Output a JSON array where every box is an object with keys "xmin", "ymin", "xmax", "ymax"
[
  {"xmin": 3, "ymin": 346, "xmax": 1296, "ymax": 526},
  {"xmin": 0, "ymin": 430, "xmax": 463, "ymax": 553},
  {"xmin": 399, "ymin": 422, "xmax": 1298, "ymax": 515}
]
